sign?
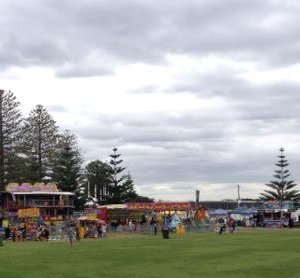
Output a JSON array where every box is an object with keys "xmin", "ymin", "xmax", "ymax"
[
  {"xmin": 85, "ymin": 214, "xmax": 97, "ymax": 220},
  {"xmin": 263, "ymin": 200, "xmax": 293, "ymax": 210},
  {"xmin": 84, "ymin": 208, "xmax": 107, "ymax": 222},
  {"xmin": 126, "ymin": 202, "xmax": 194, "ymax": 211},
  {"xmin": 18, "ymin": 208, "xmax": 40, "ymax": 218},
  {"xmin": 6, "ymin": 182, "xmax": 58, "ymax": 193}
]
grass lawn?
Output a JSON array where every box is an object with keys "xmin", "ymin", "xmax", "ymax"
[{"xmin": 1, "ymin": 229, "xmax": 300, "ymax": 278}]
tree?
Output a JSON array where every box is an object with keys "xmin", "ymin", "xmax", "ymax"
[
  {"xmin": 20, "ymin": 104, "xmax": 59, "ymax": 183},
  {"xmin": 131, "ymin": 195, "xmax": 154, "ymax": 203},
  {"xmin": 0, "ymin": 90, "xmax": 22, "ymax": 191},
  {"xmin": 104, "ymin": 147, "xmax": 153, "ymax": 204},
  {"xmin": 52, "ymin": 130, "xmax": 83, "ymax": 192},
  {"xmin": 119, "ymin": 173, "xmax": 154, "ymax": 203},
  {"xmin": 105, "ymin": 147, "xmax": 138, "ymax": 204},
  {"xmin": 73, "ymin": 178, "xmax": 88, "ymax": 210},
  {"xmin": 260, "ymin": 148, "xmax": 300, "ymax": 206},
  {"xmin": 84, "ymin": 160, "xmax": 111, "ymax": 204},
  {"xmin": 119, "ymin": 173, "xmax": 139, "ymax": 202}
]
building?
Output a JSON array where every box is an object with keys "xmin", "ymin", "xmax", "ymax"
[
  {"xmin": 200, "ymin": 199, "xmax": 263, "ymax": 210},
  {"xmin": 1, "ymin": 182, "xmax": 74, "ymax": 222}
]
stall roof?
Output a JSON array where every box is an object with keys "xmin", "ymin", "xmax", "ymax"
[
  {"xmin": 97, "ymin": 204, "xmax": 127, "ymax": 209},
  {"xmin": 77, "ymin": 216, "xmax": 105, "ymax": 222},
  {"xmin": 230, "ymin": 207, "xmax": 248, "ymax": 214},
  {"xmin": 243, "ymin": 207, "xmax": 258, "ymax": 214},
  {"xmin": 209, "ymin": 208, "xmax": 228, "ymax": 215}
]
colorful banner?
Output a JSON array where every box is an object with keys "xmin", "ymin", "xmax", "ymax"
[
  {"xmin": 126, "ymin": 202, "xmax": 195, "ymax": 210},
  {"xmin": 263, "ymin": 200, "xmax": 292, "ymax": 210},
  {"xmin": 18, "ymin": 208, "xmax": 40, "ymax": 218}
]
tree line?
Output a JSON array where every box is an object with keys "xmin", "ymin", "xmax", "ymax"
[
  {"xmin": 2, "ymin": 90, "xmax": 297, "ymax": 209},
  {"xmin": 0, "ymin": 90, "xmax": 152, "ymax": 209}
]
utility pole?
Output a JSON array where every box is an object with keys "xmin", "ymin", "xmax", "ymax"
[
  {"xmin": 196, "ymin": 189, "xmax": 200, "ymax": 209},
  {"xmin": 87, "ymin": 179, "xmax": 90, "ymax": 197},
  {"xmin": 0, "ymin": 90, "xmax": 4, "ymax": 191},
  {"xmin": 237, "ymin": 184, "xmax": 241, "ymax": 207}
]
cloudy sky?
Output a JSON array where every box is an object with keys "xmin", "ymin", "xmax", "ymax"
[{"xmin": 1, "ymin": 0, "xmax": 300, "ymax": 201}]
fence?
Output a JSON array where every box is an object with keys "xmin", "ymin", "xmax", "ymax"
[
  {"xmin": 48, "ymin": 223, "xmax": 70, "ymax": 242},
  {"xmin": 107, "ymin": 223, "xmax": 216, "ymax": 235}
]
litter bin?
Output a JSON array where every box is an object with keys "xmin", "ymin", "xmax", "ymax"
[{"xmin": 162, "ymin": 227, "xmax": 169, "ymax": 239}]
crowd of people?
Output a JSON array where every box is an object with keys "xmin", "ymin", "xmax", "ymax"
[
  {"xmin": 1, "ymin": 220, "xmax": 109, "ymax": 243},
  {"xmin": 83, "ymin": 222, "xmax": 107, "ymax": 238},
  {"xmin": 217, "ymin": 216, "xmax": 236, "ymax": 234},
  {"xmin": 3, "ymin": 224, "xmax": 50, "ymax": 241}
]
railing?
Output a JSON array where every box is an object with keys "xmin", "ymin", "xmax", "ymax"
[
  {"xmin": 263, "ymin": 219, "xmax": 289, "ymax": 228},
  {"xmin": 15, "ymin": 199, "xmax": 74, "ymax": 208},
  {"xmin": 106, "ymin": 223, "xmax": 216, "ymax": 234}
]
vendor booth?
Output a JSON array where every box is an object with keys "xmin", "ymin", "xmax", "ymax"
[
  {"xmin": 259, "ymin": 201, "xmax": 292, "ymax": 227},
  {"xmin": 77, "ymin": 216, "xmax": 105, "ymax": 238}
]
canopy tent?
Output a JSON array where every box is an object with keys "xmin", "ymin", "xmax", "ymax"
[
  {"xmin": 230, "ymin": 207, "xmax": 258, "ymax": 221},
  {"xmin": 242, "ymin": 207, "xmax": 258, "ymax": 215},
  {"xmin": 209, "ymin": 209, "xmax": 228, "ymax": 216},
  {"xmin": 230, "ymin": 207, "xmax": 248, "ymax": 221},
  {"xmin": 77, "ymin": 216, "xmax": 105, "ymax": 223},
  {"xmin": 230, "ymin": 207, "xmax": 248, "ymax": 214}
]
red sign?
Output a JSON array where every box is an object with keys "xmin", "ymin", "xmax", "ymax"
[
  {"xmin": 84, "ymin": 208, "xmax": 107, "ymax": 222},
  {"xmin": 126, "ymin": 202, "xmax": 194, "ymax": 211}
]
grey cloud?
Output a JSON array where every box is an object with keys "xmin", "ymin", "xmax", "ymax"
[
  {"xmin": 6, "ymin": 0, "xmax": 300, "ymax": 200},
  {"xmin": 69, "ymin": 84, "xmax": 300, "ymax": 197},
  {"xmin": 46, "ymin": 104, "xmax": 69, "ymax": 113},
  {"xmin": 129, "ymin": 85, "xmax": 159, "ymax": 95},
  {"xmin": 56, "ymin": 63, "xmax": 113, "ymax": 78},
  {"xmin": 76, "ymin": 110, "xmax": 231, "ymax": 145},
  {"xmin": 1, "ymin": 0, "xmax": 300, "ymax": 76},
  {"xmin": 71, "ymin": 107, "xmax": 300, "ymax": 200},
  {"xmin": 168, "ymin": 68, "xmax": 300, "ymax": 125}
]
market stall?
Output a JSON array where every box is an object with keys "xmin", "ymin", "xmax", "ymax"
[{"xmin": 77, "ymin": 216, "xmax": 105, "ymax": 238}]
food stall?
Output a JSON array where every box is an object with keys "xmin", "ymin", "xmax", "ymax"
[{"xmin": 77, "ymin": 216, "xmax": 105, "ymax": 238}]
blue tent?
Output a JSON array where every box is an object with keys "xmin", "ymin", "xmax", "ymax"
[
  {"xmin": 230, "ymin": 207, "xmax": 248, "ymax": 214},
  {"xmin": 209, "ymin": 208, "xmax": 228, "ymax": 216},
  {"xmin": 242, "ymin": 207, "xmax": 258, "ymax": 215}
]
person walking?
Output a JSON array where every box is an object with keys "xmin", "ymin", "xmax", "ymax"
[
  {"xmin": 68, "ymin": 225, "xmax": 76, "ymax": 246},
  {"xmin": 101, "ymin": 223, "xmax": 107, "ymax": 238},
  {"xmin": 153, "ymin": 222, "xmax": 157, "ymax": 235}
]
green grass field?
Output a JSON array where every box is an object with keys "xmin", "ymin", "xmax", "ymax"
[{"xmin": 1, "ymin": 229, "xmax": 300, "ymax": 278}]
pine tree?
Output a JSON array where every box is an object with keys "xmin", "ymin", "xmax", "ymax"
[
  {"xmin": 84, "ymin": 160, "xmax": 111, "ymax": 204},
  {"xmin": 260, "ymin": 148, "xmax": 300, "ymax": 206},
  {"xmin": 0, "ymin": 90, "xmax": 22, "ymax": 191},
  {"xmin": 122, "ymin": 173, "xmax": 154, "ymax": 203},
  {"xmin": 121, "ymin": 173, "xmax": 139, "ymax": 202},
  {"xmin": 52, "ymin": 130, "xmax": 83, "ymax": 192},
  {"xmin": 20, "ymin": 104, "xmax": 59, "ymax": 183},
  {"xmin": 105, "ymin": 147, "xmax": 137, "ymax": 204},
  {"xmin": 73, "ymin": 178, "xmax": 87, "ymax": 210}
]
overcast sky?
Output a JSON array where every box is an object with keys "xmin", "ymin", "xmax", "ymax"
[{"xmin": 1, "ymin": 0, "xmax": 300, "ymax": 201}]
